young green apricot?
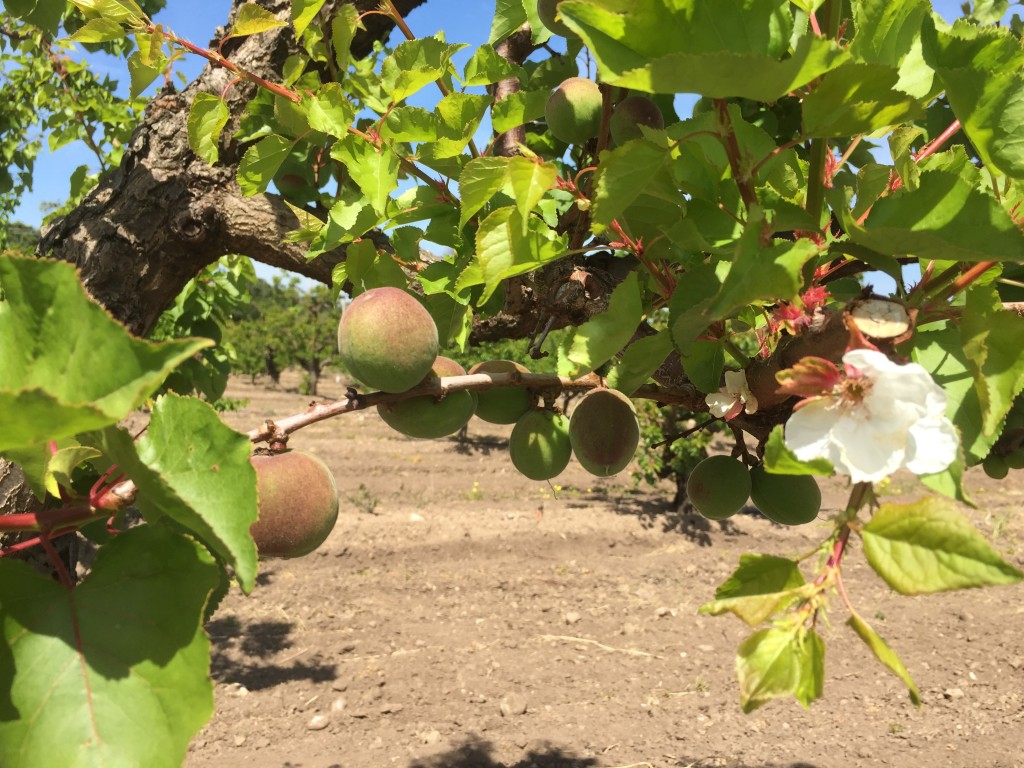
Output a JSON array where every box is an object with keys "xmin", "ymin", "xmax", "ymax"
[
  {"xmin": 749, "ymin": 465, "xmax": 821, "ymax": 526},
  {"xmin": 568, "ymin": 388, "xmax": 640, "ymax": 477},
  {"xmin": 686, "ymin": 455, "xmax": 751, "ymax": 521},
  {"xmin": 983, "ymin": 453, "xmax": 1010, "ymax": 479},
  {"xmin": 610, "ymin": 95, "xmax": 665, "ymax": 144},
  {"xmin": 377, "ymin": 356, "xmax": 477, "ymax": 439},
  {"xmin": 469, "ymin": 360, "xmax": 533, "ymax": 425},
  {"xmin": 338, "ymin": 287, "xmax": 439, "ymax": 394},
  {"xmin": 249, "ymin": 450, "xmax": 340, "ymax": 559},
  {"xmin": 509, "ymin": 409, "xmax": 572, "ymax": 481},
  {"xmin": 545, "ymin": 77, "xmax": 603, "ymax": 145}
]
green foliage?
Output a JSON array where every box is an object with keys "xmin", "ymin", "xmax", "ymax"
[
  {"xmin": 4, "ymin": 0, "xmax": 1024, "ymax": 746},
  {"xmin": 150, "ymin": 255, "xmax": 257, "ymax": 404},
  {"xmin": 0, "ymin": 255, "xmax": 208, "ymax": 452},
  {"xmin": 0, "ymin": 524, "xmax": 218, "ymax": 768}
]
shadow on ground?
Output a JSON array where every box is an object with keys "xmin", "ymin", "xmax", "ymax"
[
  {"xmin": 206, "ymin": 617, "xmax": 336, "ymax": 690},
  {"xmin": 604, "ymin": 492, "xmax": 746, "ymax": 545},
  {"xmin": 407, "ymin": 737, "xmax": 598, "ymax": 768},
  {"xmin": 401, "ymin": 736, "xmax": 821, "ymax": 768}
]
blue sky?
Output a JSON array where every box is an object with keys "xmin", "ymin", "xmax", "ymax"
[{"xmin": 7, "ymin": 0, "xmax": 986, "ymax": 230}]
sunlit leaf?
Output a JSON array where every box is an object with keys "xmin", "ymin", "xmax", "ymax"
[
  {"xmin": 736, "ymin": 626, "xmax": 824, "ymax": 713},
  {"xmin": 861, "ymin": 497, "xmax": 1023, "ymax": 595},
  {"xmin": 700, "ymin": 554, "xmax": 807, "ymax": 627},
  {"xmin": 231, "ymin": 3, "xmax": 287, "ymax": 37},
  {"xmin": 847, "ymin": 612, "xmax": 922, "ymax": 706},
  {"xmin": 84, "ymin": 393, "xmax": 260, "ymax": 593},
  {"xmin": 560, "ymin": 272, "xmax": 642, "ymax": 378},
  {"xmin": 187, "ymin": 93, "xmax": 230, "ymax": 165},
  {"xmin": 0, "ymin": 256, "xmax": 209, "ymax": 453}
]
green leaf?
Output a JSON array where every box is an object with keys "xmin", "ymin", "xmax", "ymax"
[
  {"xmin": 847, "ymin": 611, "xmax": 922, "ymax": 706},
  {"xmin": 700, "ymin": 554, "xmax": 807, "ymax": 627},
  {"xmin": 489, "ymin": 0, "xmax": 529, "ymax": 44},
  {"xmin": 849, "ymin": 157, "xmax": 1024, "ymax": 262},
  {"xmin": 909, "ymin": 327, "xmax": 992, "ymax": 463},
  {"xmin": 491, "ymin": 89, "xmax": 549, "ymax": 134},
  {"xmin": 709, "ymin": 237, "xmax": 819, "ymax": 320},
  {"xmin": 507, "ymin": 156, "xmax": 557, "ymax": 227},
  {"xmin": 606, "ymin": 329, "xmax": 674, "ymax": 395},
  {"xmin": 84, "ymin": 393, "xmax": 260, "ymax": 593},
  {"xmin": 861, "ymin": 497, "xmax": 1023, "ymax": 595},
  {"xmin": 736, "ymin": 626, "xmax": 824, "ymax": 713},
  {"xmin": 231, "ymin": 3, "xmax": 287, "ymax": 36},
  {"xmin": 923, "ymin": 19, "xmax": 1024, "ymax": 178},
  {"xmin": 432, "ymin": 92, "xmax": 491, "ymax": 158},
  {"xmin": 459, "ymin": 157, "xmax": 510, "ymax": 231},
  {"xmin": 851, "ymin": 0, "xmax": 932, "ymax": 68},
  {"xmin": 462, "ymin": 44, "xmax": 522, "ymax": 86},
  {"xmin": 961, "ymin": 285, "xmax": 1024, "ymax": 437},
  {"xmin": 187, "ymin": 93, "xmax": 230, "ymax": 166},
  {"xmin": 291, "ymin": 0, "xmax": 326, "ymax": 36},
  {"xmin": 381, "ymin": 107, "xmax": 440, "ymax": 143},
  {"xmin": 304, "ymin": 83, "xmax": 356, "ymax": 138},
  {"xmin": 475, "ymin": 206, "xmax": 568, "ymax": 305},
  {"xmin": 330, "ymin": 135, "xmax": 400, "ymax": 216},
  {"xmin": 762, "ymin": 425, "xmax": 835, "ymax": 476},
  {"xmin": 802, "ymin": 63, "xmax": 925, "ymax": 137},
  {"xmin": 559, "ymin": 272, "xmax": 642, "ymax": 378},
  {"xmin": 126, "ymin": 50, "xmax": 164, "ymax": 98},
  {"xmin": 5, "ymin": 0, "xmax": 65, "ymax": 35},
  {"xmin": 68, "ymin": 18, "xmax": 125, "ymax": 43},
  {"xmin": 381, "ymin": 37, "xmax": 466, "ymax": 104},
  {"xmin": 679, "ymin": 341, "xmax": 725, "ymax": 395},
  {"xmin": 558, "ymin": 0, "xmax": 849, "ymax": 101},
  {"xmin": 46, "ymin": 444, "xmax": 102, "ymax": 498},
  {"xmin": 329, "ymin": 4, "xmax": 359, "ymax": 72},
  {"xmin": 0, "ymin": 256, "xmax": 209, "ymax": 453},
  {"xmin": 0, "ymin": 525, "xmax": 218, "ymax": 768},
  {"xmin": 591, "ymin": 140, "xmax": 669, "ymax": 232},
  {"xmin": 238, "ymin": 134, "xmax": 296, "ymax": 196}
]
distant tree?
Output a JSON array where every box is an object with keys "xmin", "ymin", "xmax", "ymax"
[{"xmin": 225, "ymin": 275, "xmax": 341, "ymax": 395}]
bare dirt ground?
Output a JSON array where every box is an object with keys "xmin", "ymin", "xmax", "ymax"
[{"xmin": 186, "ymin": 373, "xmax": 1024, "ymax": 768}]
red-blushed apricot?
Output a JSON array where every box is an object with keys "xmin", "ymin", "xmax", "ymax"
[
  {"xmin": 469, "ymin": 360, "xmax": 533, "ymax": 425},
  {"xmin": 337, "ymin": 287, "xmax": 439, "ymax": 393},
  {"xmin": 610, "ymin": 95, "xmax": 665, "ymax": 144},
  {"xmin": 749, "ymin": 465, "xmax": 821, "ymax": 526},
  {"xmin": 545, "ymin": 77, "xmax": 602, "ymax": 145},
  {"xmin": 250, "ymin": 450, "xmax": 340, "ymax": 559},
  {"xmin": 568, "ymin": 388, "xmax": 640, "ymax": 477},
  {"xmin": 509, "ymin": 409, "xmax": 572, "ymax": 481},
  {"xmin": 377, "ymin": 356, "xmax": 477, "ymax": 439},
  {"xmin": 686, "ymin": 455, "xmax": 751, "ymax": 521}
]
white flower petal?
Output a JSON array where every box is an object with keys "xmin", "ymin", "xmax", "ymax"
[
  {"xmin": 830, "ymin": 416, "xmax": 907, "ymax": 483},
  {"xmin": 785, "ymin": 400, "xmax": 840, "ymax": 461},
  {"xmin": 904, "ymin": 415, "xmax": 959, "ymax": 476},
  {"xmin": 724, "ymin": 370, "xmax": 748, "ymax": 393},
  {"xmin": 706, "ymin": 393, "xmax": 737, "ymax": 418},
  {"xmin": 784, "ymin": 351, "xmax": 960, "ymax": 484}
]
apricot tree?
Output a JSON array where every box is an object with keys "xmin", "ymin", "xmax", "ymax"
[{"xmin": 2, "ymin": 0, "xmax": 1024, "ymax": 764}]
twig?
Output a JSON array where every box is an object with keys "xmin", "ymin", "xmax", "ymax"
[{"xmin": 538, "ymin": 634, "xmax": 662, "ymax": 658}]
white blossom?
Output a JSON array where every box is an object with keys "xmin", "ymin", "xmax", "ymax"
[
  {"xmin": 784, "ymin": 349, "xmax": 958, "ymax": 484},
  {"xmin": 706, "ymin": 370, "xmax": 758, "ymax": 420}
]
